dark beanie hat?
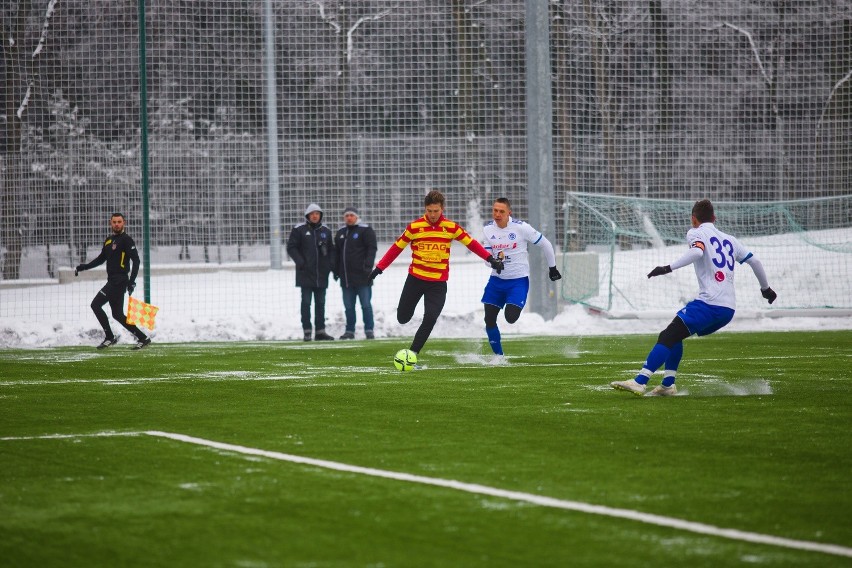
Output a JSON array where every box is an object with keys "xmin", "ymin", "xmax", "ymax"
[{"xmin": 343, "ymin": 206, "xmax": 359, "ymax": 216}]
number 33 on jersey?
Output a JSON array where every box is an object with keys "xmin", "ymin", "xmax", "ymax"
[{"xmin": 687, "ymin": 223, "xmax": 752, "ymax": 310}]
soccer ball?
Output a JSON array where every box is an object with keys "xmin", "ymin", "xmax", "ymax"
[{"xmin": 393, "ymin": 349, "xmax": 417, "ymax": 371}]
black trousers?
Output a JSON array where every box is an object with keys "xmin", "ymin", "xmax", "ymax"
[
  {"xmin": 397, "ymin": 274, "xmax": 447, "ymax": 354},
  {"xmin": 91, "ymin": 281, "xmax": 146, "ymax": 341},
  {"xmin": 300, "ymin": 287, "xmax": 327, "ymax": 332}
]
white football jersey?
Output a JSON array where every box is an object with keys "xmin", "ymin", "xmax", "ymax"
[
  {"xmin": 687, "ymin": 222, "xmax": 752, "ymax": 310},
  {"xmin": 482, "ymin": 217, "xmax": 543, "ymax": 280}
]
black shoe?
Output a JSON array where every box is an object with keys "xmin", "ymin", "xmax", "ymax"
[
  {"xmin": 339, "ymin": 332, "xmax": 355, "ymax": 340},
  {"xmin": 132, "ymin": 337, "xmax": 151, "ymax": 350},
  {"xmin": 314, "ymin": 331, "xmax": 334, "ymax": 341},
  {"xmin": 365, "ymin": 331, "xmax": 375, "ymax": 339},
  {"xmin": 96, "ymin": 337, "xmax": 118, "ymax": 350},
  {"xmin": 303, "ymin": 331, "xmax": 312, "ymax": 342}
]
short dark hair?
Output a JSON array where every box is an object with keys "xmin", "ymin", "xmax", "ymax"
[
  {"xmin": 494, "ymin": 197, "xmax": 511, "ymax": 209},
  {"xmin": 691, "ymin": 199, "xmax": 714, "ymax": 223},
  {"xmin": 111, "ymin": 212, "xmax": 126, "ymax": 220},
  {"xmin": 424, "ymin": 190, "xmax": 445, "ymax": 208}
]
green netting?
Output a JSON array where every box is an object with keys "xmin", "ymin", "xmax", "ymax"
[{"xmin": 561, "ymin": 193, "xmax": 852, "ymax": 313}]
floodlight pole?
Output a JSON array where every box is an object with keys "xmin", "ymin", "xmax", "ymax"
[
  {"xmin": 264, "ymin": 0, "xmax": 282, "ymax": 269},
  {"xmin": 138, "ymin": 0, "xmax": 151, "ymax": 302},
  {"xmin": 525, "ymin": 0, "xmax": 557, "ymax": 320}
]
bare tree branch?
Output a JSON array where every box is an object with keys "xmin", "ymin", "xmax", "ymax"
[
  {"xmin": 706, "ymin": 22, "xmax": 772, "ymax": 87},
  {"xmin": 17, "ymin": 0, "xmax": 58, "ymax": 120},
  {"xmin": 32, "ymin": 0, "xmax": 59, "ymax": 57},
  {"xmin": 309, "ymin": 1, "xmax": 398, "ymax": 63},
  {"xmin": 817, "ymin": 66, "xmax": 852, "ymax": 130},
  {"xmin": 310, "ymin": 0, "xmax": 341, "ymax": 34},
  {"xmin": 347, "ymin": 5, "xmax": 398, "ymax": 63}
]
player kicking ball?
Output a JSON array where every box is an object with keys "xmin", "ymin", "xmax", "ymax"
[
  {"xmin": 369, "ymin": 190, "xmax": 504, "ymax": 362},
  {"xmin": 611, "ymin": 199, "xmax": 776, "ymax": 397}
]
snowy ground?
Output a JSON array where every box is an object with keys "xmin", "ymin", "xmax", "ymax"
[
  {"xmin": 1, "ymin": 232, "xmax": 850, "ymax": 348},
  {"xmin": 0, "ymin": 228, "xmax": 852, "ymax": 348}
]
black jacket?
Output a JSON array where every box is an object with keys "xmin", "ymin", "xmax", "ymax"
[
  {"xmin": 287, "ymin": 221, "xmax": 336, "ymax": 288},
  {"xmin": 335, "ymin": 223, "xmax": 377, "ymax": 288},
  {"xmin": 79, "ymin": 231, "xmax": 140, "ymax": 284}
]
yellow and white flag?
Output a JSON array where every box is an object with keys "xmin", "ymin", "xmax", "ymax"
[{"xmin": 126, "ymin": 296, "xmax": 160, "ymax": 330}]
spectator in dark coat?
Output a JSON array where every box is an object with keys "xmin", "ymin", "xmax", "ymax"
[
  {"xmin": 286, "ymin": 203, "xmax": 336, "ymax": 341},
  {"xmin": 334, "ymin": 206, "xmax": 377, "ymax": 339}
]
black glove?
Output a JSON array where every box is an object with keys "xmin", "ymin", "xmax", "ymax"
[
  {"xmin": 75, "ymin": 264, "xmax": 85, "ymax": 276},
  {"xmin": 761, "ymin": 287, "xmax": 777, "ymax": 304},
  {"xmin": 548, "ymin": 266, "xmax": 562, "ymax": 281},
  {"xmin": 488, "ymin": 256, "xmax": 504, "ymax": 274},
  {"xmin": 127, "ymin": 281, "xmax": 136, "ymax": 295},
  {"xmin": 647, "ymin": 265, "xmax": 673, "ymax": 278},
  {"xmin": 368, "ymin": 267, "xmax": 382, "ymax": 282}
]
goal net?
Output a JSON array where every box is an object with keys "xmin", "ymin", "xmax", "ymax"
[{"xmin": 561, "ymin": 193, "xmax": 852, "ymax": 314}]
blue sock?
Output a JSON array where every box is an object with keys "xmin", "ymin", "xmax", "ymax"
[
  {"xmin": 635, "ymin": 343, "xmax": 670, "ymax": 384},
  {"xmin": 486, "ymin": 326, "xmax": 503, "ymax": 355},
  {"xmin": 664, "ymin": 342, "xmax": 683, "ymax": 371},
  {"xmin": 662, "ymin": 343, "xmax": 683, "ymax": 387}
]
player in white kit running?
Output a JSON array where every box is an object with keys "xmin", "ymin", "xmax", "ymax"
[
  {"xmin": 611, "ymin": 199, "xmax": 777, "ymax": 396},
  {"xmin": 481, "ymin": 198, "xmax": 562, "ymax": 358}
]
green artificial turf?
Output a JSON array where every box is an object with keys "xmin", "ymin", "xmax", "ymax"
[{"xmin": 1, "ymin": 330, "xmax": 850, "ymax": 567}]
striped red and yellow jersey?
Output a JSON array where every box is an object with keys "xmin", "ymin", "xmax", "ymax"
[{"xmin": 376, "ymin": 215, "xmax": 491, "ymax": 282}]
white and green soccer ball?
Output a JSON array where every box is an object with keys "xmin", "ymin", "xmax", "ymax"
[{"xmin": 393, "ymin": 349, "xmax": 417, "ymax": 371}]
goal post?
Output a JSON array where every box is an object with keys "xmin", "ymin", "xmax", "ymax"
[{"xmin": 560, "ymin": 193, "xmax": 852, "ymax": 315}]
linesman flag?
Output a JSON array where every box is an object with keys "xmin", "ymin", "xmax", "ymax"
[{"xmin": 126, "ymin": 296, "xmax": 160, "ymax": 330}]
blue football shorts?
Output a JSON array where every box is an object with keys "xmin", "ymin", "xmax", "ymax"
[
  {"xmin": 481, "ymin": 275, "xmax": 529, "ymax": 309},
  {"xmin": 677, "ymin": 299, "xmax": 735, "ymax": 336}
]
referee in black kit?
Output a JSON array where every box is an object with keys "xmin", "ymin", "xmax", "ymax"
[{"xmin": 75, "ymin": 212, "xmax": 151, "ymax": 350}]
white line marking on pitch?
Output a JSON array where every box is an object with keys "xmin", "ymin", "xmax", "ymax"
[
  {"xmin": 143, "ymin": 431, "xmax": 852, "ymax": 559},
  {"xmin": 0, "ymin": 431, "xmax": 143, "ymax": 441},
  {"xmin": 3, "ymin": 430, "xmax": 850, "ymax": 558}
]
